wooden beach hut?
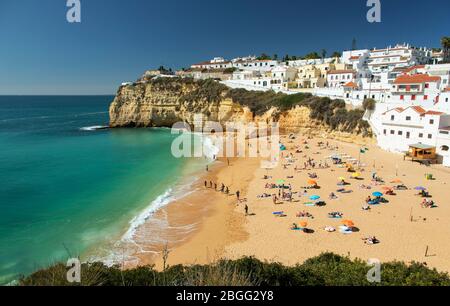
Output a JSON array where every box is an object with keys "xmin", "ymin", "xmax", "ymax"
[{"xmin": 405, "ymin": 143, "xmax": 437, "ymax": 164}]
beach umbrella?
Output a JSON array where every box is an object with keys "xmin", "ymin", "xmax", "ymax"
[
  {"xmin": 352, "ymin": 172, "xmax": 361, "ymax": 178},
  {"xmin": 309, "ymin": 195, "xmax": 320, "ymax": 201},
  {"xmin": 308, "ymin": 179, "xmax": 317, "ymax": 185},
  {"xmin": 299, "ymin": 221, "xmax": 308, "ymax": 228},
  {"xmin": 414, "ymin": 186, "xmax": 426, "ymax": 191},
  {"xmin": 338, "ymin": 177, "xmax": 346, "ymax": 181},
  {"xmin": 342, "ymin": 220, "xmax": 355, "ymax": 227},
  {"xmin": 276, "ymin": 179, "xmax": 285, "ymax": 185},
  {"xmin": 372, "ymin": 191, "xmax": 383, "ymax": 197}
]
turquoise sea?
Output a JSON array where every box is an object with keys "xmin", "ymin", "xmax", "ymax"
[{"xmin": 0, "ymin": 96, "xmax": 206, "ymax": 284}]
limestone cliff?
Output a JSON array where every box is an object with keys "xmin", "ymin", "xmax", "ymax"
[
  {"xmin": 109, "ymin": 78, "xmax": 372, "ymax": 144},
  {"xmin": 109, "ymin": 80, "xmax": 253, "ymax": 128}
]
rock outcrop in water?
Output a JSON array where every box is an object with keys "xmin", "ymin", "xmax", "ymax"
[{"xmin": 109, "ymin": 78, "xmax": 372, "ymax": 143}]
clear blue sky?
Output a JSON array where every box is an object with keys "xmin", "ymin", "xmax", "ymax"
[{"xmin": 0, "ymin": 0, "xmax": 449, "ymax": 95}]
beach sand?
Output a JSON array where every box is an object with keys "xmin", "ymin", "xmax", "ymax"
[
  {"xmin": 135, "ymin": 133, "xmax": 450, "ymax": 273},
  {"xmin": 130, "ymin": 155, "xmax": 261, "ymax": 269}
]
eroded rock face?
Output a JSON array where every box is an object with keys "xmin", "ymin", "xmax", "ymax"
[
  {"xmin": 109, "ymin": 82, "xmax": 253, "ymax": 128},
  {"xmin": 109, "ymin": 80, "xmax": 372, "ymax": 144}
]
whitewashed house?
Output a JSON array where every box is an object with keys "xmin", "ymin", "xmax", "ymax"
[
  {"xmin": 191, "ymin": 57, "xmax": 233, "ymax": 70},
  {"xmin": 373, "ymin": 105, "xmax": 450, "ymax": 166},
  {"xmin": 327, "ymin": 69, "xmax": 356, "ymax": 88}
]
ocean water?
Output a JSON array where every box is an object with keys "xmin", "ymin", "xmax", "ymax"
[{"xmin": 0, "ymin": 96, "xmax": 206, "ymax": 284}]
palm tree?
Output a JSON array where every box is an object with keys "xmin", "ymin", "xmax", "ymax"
[
  {"xmin": 321, "ymin": 49, "xmax": 327, "ymax": 59},
  {"xmin": 441, "ymin": 36, "xmax": 450, "ymax": 63}
]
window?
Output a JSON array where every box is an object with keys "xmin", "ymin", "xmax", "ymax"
[
  {"xmin": 390, "ymin": 130, "xmax": 395, "ymax": 135},
  {"xmin": 411, "ymin": 95, "xmax": 416, "ymax": 101},
  {"xmin": 428, "ymin": 134, "xmax": 432, "ymax": 139},
  {"xmin": 406, "ymin": 116, "xmax": 411, "ymax": 121},
  {"xmin": 430, "ymin": 119, "xmax": 434, "ymax": 124},
  {"xmin": 383, "ymin": 129, "xmax": 387, "ymax": 135},
  {"xmin": 400, "ymin": 95, "xmax": 404, "ymax": 100},
  {"xmin": 424, "ymin": 95, "xmax": 428, "ymax": 100},
  {"xmin": 442, "ymin": 145, "xmax": 449, "ymax": 151},
  {"xmin": 406, "ymin": 132, "xmax": 410, "ymax": 139},
  {"xmin": 391, "ymin": 115, "xmax": 395, "ymax": 121},
  {"xmin": 398, "ymin": 131, "xmax": 403, "ymax": 136},
  {"xmin": 419, "ymin": 133, "xmax": 423, "ymax": 138},
  {"xmin": 425, "ymin": 83, "xmax": 429, "ymax": 88}
]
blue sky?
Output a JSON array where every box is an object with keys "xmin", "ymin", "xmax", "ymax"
[{"xmin": 0, "ymin": 0, "xmax": 449, "ymax": 95}]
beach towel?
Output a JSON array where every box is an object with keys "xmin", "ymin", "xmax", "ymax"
[
  {"xmin": 339, "ymin": 226, "xmax": 353, "ymax": 234},
  {"xmin": 304, "ymin": 202, "xmax": 315, "ymax": 207}
]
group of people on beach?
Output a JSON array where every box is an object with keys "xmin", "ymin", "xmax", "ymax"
[{"xmin": 204, "ymin": 180, "xmax": 235, "ymax": 197}]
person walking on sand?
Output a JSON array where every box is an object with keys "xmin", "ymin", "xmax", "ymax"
[
  {"xmin": 244, "ymin": 204, "xmax": 249, "ymax": 216},
  {"xmin": 204, "ymin": 180, "xmax": 207, "ymax": 188},
  {"xmin": 236, "ymin": 190, "xmax": 240, "ymax": 201},
  {"xmin": 206, "ymin": 165, "xmax": 209, "ymax": 172}
]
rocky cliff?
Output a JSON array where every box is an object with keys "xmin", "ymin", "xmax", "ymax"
[{"xmin": 109, "ymin": 78, "xmax": 372, "ymax": 144}]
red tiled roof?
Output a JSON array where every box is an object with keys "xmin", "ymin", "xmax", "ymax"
[
  {"xmin": 349, "ymin": 56, "xmax": 360, "ymax": 60},
  {"xmin": 328, "ymin": 69, "xmax": 355, "ymax": 75},
  {"xmin": 393, "ymin": 74, "xmax": 441, "ymax": 84},
  {"xmin": 403, "ymin": 65, "xmax": 425, "ymax": 73},
  {"xmin": 343, "ymin": 81, "xmax": 358, "ymax": 88},
  {"xmin": 410, "ymin": 106, "xmax": 426, "ymax": 114},
  {"xmin": 382, "ymin": 107, "xmax": 404, "ymax": 115},
  {"xmin": 423, "ymin": 110, "xmax": 444, "ymax": 116}
]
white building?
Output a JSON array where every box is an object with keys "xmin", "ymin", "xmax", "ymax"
[
  {"xmin": 191, "ymin": 57, "xmax": 233, "ymax": 70},
  {"xmin": 371, "ymin": 105, "xmax": 450, "ymax": 166},
  {"xmin": 367, "ymin": 44, "xmax": 431, "ymax": 77},
  {"xmin": 327, "ymin": 69, "xmax": 356, "ymax": 88},
  {"xmin": 232, "ymin": 59, "xmax": 278, "ymax": 72},
  {"xmin": 390, "ymin": 73, "xmax": 442, "ymax": 107}
]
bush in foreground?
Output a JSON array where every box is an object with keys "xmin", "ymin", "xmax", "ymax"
[{"xmin": 19, "ymin": 253, "xmax": 450, "ymax": 286}]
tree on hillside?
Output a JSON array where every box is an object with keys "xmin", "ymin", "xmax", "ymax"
[
  {"xmin": 273, "ymin": 54, "xmax": 278, "ymax": 60},
  {"xmin": 257, "ymin": 53, "xmax": 271, "ymax": 60},
  {"xmin": 321, "ymin": 49, "xmax": 327, "ymax": 59},
  {"xmin": 331, "ymin": 51, "xmax": 342, "ymax": 58},
  {"xmin": 303, "ymin": 52, "xmax": 321, "ymax": 60},
  {"xmin": 441, "ymin": 36, "xmax": 450, "ymax": 63},
  {"xmin": 363, "ymin": 98, "xmax": 376, "ymax": 111},
  {"xmin": 283, "ymin": 54, "xmax": 291, "ymax": 62}
]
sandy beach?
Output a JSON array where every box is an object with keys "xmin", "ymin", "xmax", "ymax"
[{"xmin": 135, "ymin": 133, "xmax": 450, "ymax": 273}]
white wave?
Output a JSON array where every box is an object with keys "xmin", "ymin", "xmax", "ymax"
[
  {"xmin": 121, "ymin": 189, "xmax": 174, "ymax": 242},
  {"xmin": 79, "ymin": 125, "xmax": 109, "ymax": 131}
]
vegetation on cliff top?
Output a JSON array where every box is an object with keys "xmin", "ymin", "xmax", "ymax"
[
  {"xmin": 20, "ymin": 253, "xmax": 450, "ymax": 286},
  {"xmin": 122, "ymin": 77, "xmax": 371, "ymax": 136}
]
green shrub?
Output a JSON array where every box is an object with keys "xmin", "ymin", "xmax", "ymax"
[{"xmin": 19, "ymin": 253, "xmax": 450, "ymax": 286}]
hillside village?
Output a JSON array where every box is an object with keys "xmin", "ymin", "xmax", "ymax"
[{"xmin": 127, "ymin": 39, "xmax": 450, "ymax": 167}]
